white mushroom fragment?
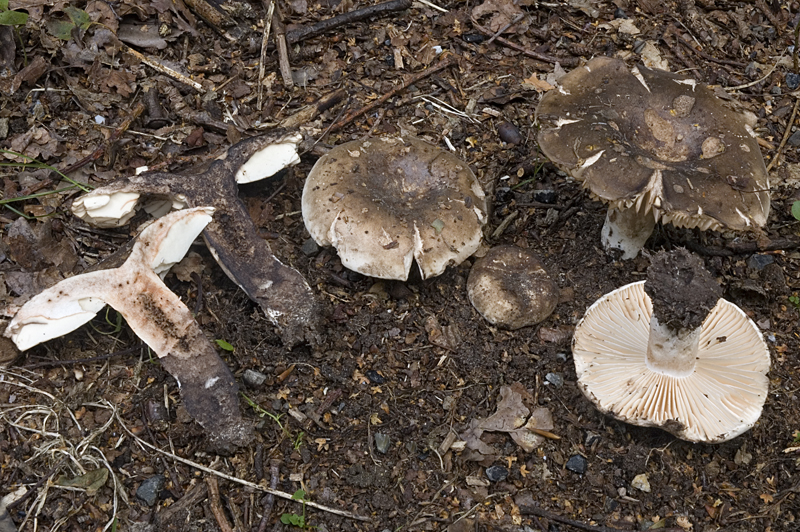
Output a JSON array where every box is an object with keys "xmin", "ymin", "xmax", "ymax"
[
  {"xmin": 467, "ymin": 245, "xmax": 559, "ymax": 330},
  {"xmin": 536, "ymin": 57, "xmax": 770, "ymax": 259},
  {"xmin": 572, "ymin": 249, "xmax": 770, "ymax": 443},
  {"xmin": 4, "ymin": 208, "xmax": 252, "ymax": 451},
  {"xmin": 302, "ymin": 137, "xmax": 488, "ymax": 280},
  {"xmin": 71, "ymin": 130, "xmax": 319, "ymax": 347}
]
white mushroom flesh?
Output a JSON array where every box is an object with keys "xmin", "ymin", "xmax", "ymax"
[
  {"xmin": 72, "ymin": 191, "xmax": 141, "ymax": 228},
  {"xmin": 234, "ymin": 133, "xmax": 303, "ymax": 183}
]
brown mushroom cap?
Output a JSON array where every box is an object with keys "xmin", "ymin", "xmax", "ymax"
[
  {"xmin": 467, "ymin": 245, "xmax": 558, "ymax": 330},
  {"xmin": 302, "ymin": 137, "xmax": 488, "ymax": 280},
  {"xmin": 536, "ymin": 56, "xmax": 769, "ymax": 233}
]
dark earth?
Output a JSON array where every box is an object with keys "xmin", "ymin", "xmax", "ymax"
[{"xmin": 2, "ymin": 1, "xmax": 800, "ymax": 531}]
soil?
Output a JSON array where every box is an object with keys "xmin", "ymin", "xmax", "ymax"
[{"xmin": 2, "ymin": 1, "xmax": 800, "ymax": 532}]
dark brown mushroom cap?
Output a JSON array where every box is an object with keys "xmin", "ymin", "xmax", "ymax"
[
  {"xmin": 536, "ymin": 56, "xmax": 769, "ymax": 231},
  {"xmin": 302, "ymin": 137, "xmax": 488, "ymax": 280}
]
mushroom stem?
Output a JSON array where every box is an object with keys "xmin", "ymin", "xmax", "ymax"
[
  {"xmin": 600, "ymin": 206, "xmax": 656, "ymax": 259},
  {"xmin": 645, "ymin": 316, "xmax": 700, "ymax": 378},
  {"xmin": 5, "ymin": 208, "xmax": 253, "ymax": 452}
]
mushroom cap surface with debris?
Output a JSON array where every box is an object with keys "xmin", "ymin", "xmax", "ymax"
[
  {"xmin": 536, "ymin": 56, "xmax": 770, "ymax": 233},
  {"xmin": 572, "ymin": 281, "xmax": 770, "ymax": 443},
  {"xmin": 302, "ymin": 137, "xmax": 488, "ymax": 280},
  {"xmin": 467, "ymin": 245, "xmax": 558, "ymax": 330}
]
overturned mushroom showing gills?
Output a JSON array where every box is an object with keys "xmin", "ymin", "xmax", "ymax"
[
  {"xmin": 572, "ymin": 249, "xmax": 770, "ymax": 443},
  {"xmin": 536, "ymin": 56, "xmax": 770, "ymax": 259},
  {"xmin": 72, "ymin": 131, "xmax": 319, "ymax": 346},
  {"xmin": 302, "ymin": 137, "xmax": 488, "ymax": 280},
  {"xmin": 467, "ymin": 245, "xmax": 558, "ymax": 330},
  {"xmin": 5, "ymin": 208, "xmax": 253, "ymax": 452}
]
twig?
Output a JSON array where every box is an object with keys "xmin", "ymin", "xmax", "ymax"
[
  {"xmin": 470, "ymin": 18, "xmax": 578, "ymax": 67},
  {"xmin": 677, "ymin": 36, "xmax": 746, "ymax": 68},
  {"xmin": 115, "ymin": 413, "xmax": 372, "ymax": 522},
  {"xmin": 6, "ymin": 457, "xmax": 68, "ymax": 511},
  {"xmin": 124, "ymin": 46, "xmax": 205, "ymax": 92},
  {"xmin": 273, "ymin": 7, "xmax": 293, "ymax": 88},
  {"xmin": 520, "ymin": 505, "xmax": 684, "ymax": 532},
  {"xmin": 256, "ymin": 460, "xmax": 280, "ymax": 532},
  {"xmin": 485, "ymin": 13, "xmax": 525, "ymax": 46},
  {"xmin": 286, "ymin": 0, "xmax": 412, "ymax": 44},
  {"xmin": 257, "ymin": 0, "xmax": 276, "ymax": 111},
  {"xmin": 206, "ymin": 476, "xmax": 235, "ymax": 532},
  {"xmin": 726, "ymin": 52, "xmax": 785, "ymax": 91},
  {"xmin": 155, "ymin": 482, "xmax": 208, "ymax": 527},
  {"xmin": 279, "ymin": 88, "xmax": 347, "ymax": 129},
  {"xmin": 766, "ymin": 96, "xmax": 800, "ymax": 172},
  {"xmin": 328, "ymin": 55, "xmax": 457, "ymax": 133}
]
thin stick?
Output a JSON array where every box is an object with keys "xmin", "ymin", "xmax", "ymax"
[
  {"xmin": 116, "ymin": 413, "xmax": 371, "ymax": 522},
  {"xmin": 328, "ymin": 55, "xmax": 457, "ymax": 133},
  {"xmin": 767, "ymin": 96, "xmax": 799, "ymax": 172},
  {"xmin": 21, "ymin": 344, "xmax": 145, "ymax": 370},
  {"xmin": 287, "ymin": 0, "xmax": 412, "ymax": 44},
  {"xmin": 257, "ymin": 0, "xmax": 276, "ymax": 111},
  {"xmin": 520, "ymin": 505, "xmax": 684, "ymax": 532},
  {"xmin": 485, "ymin": 13, "xmax": 524, "ymax": 46},
  {"xmin": 124, "ymin": 46, "xmax": 205, "ymax": 92},
  {"xmin": 470, "ymin": 18, "xmax": 578, "ymax": 67},
  {"xmin": 256, "ymin": 460, "xmax": 280, "ymax": 532},
  {"xmin": 273, "ymin": 7, "xmax": 293, "ymax": 88},
  {"xmin": 206, "ymin": 476, "xmax": 235, "ymax": 532}
]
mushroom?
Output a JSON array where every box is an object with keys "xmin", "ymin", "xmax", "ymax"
[
  {"xmin": 71, "ymin": 130, "xmax": 319, "ymax": 346},
  {"xmin": 302, "ymin": 136, "xmax": 488, "ymax": 280},
  {"xmin": 4, "ymin": 208, "xmax": 252, "ymax": 451},
  {"xmin": 536, "ymin": 56, "xmax": 770, "ymax": 259},
  {"xmin": 572, "ymin": 248, "xmax": 770, "ymax": 443},
  {"xmin": 467, "ymin": 245, "xmax": 559, "ymax": 330}
]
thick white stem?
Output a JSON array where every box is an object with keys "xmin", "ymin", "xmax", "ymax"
[
  {"xmin": 601, "ymin": 207, "xmax": 657, "ymax": 259},
  {"xmin": 645, "ymin": 316, "xmax": 700, "ymax": 378}
]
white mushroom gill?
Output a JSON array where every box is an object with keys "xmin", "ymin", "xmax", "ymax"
[{"xmin": 573, "ymin": 281, "xmax": 770, "ymax": 443}]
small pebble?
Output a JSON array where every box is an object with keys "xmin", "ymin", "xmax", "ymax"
[
  {"xmin": 136, "ymin": 475, "xmax": 166, "ymax": 506},
  {"xmin": 565, "ymin": 454, "xmax": 588, "ymax": 475},
  {"xmin": 631, "ymin": 473, "xmax": 651, "ymax": 493},
  {"xmin": 585, "ymin": 431, "xmax": 601, "ymax": 447},
  {"xmin": 485, "ymin": 465, "xmax": 509, "ymax": 482},
  {"xmin": 533, "ymin": 189, "xmax": 557, "ymax": 204},
  {"xmin": 786, "ymin": 72, "xmax": 800, "ymax": 90},
  {"xmin": 374, "ymin": 432, "xmax": 390, "ymax": 454},
  {"xmin": 787, "ymin": 130, "xmax": 800, "ymax": 147},
  {"xmin": 545, "ymin": 373, "xmax": 564, "ymax": 387},
  {"xmin": 243, "ymin": 369, "xmax": 267, "ymax": 388},
  {"xmin": 613, "ymin": 7, "xmax": 628, "ymax": 18},
  {"xmin": 555, "ymin": 352, "xmax": 568, "ymax": 362},
  {"xmin": 462, "ymin": 33, "xmax": 485, "ymax": 44},
  {"xmin": 746, "ymin": 254, "xmax": 774, "ymax": 270},
  {"xmin": 497, "ymin": 122, "xmax": 523, "ymax": 145},
  {"xmin": 365, "ymin": 370, "xmax": 386, "ymax": 384},
  {"xmin": 301, "ymin": 238, "xmax": 320, "ymax": 256}
]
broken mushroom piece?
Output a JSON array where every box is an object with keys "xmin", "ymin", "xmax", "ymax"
[
  {"xmin": 467, "ymin": 245, "xmax": 558, "ymax": 330},
  {"xmin": 302, "ymin": 137, "xmax": 488, "ymax": 280},
  {"xmin": 536, "ymin": 56, "xmax": 770, "ymax": 259},
  {"xmin": 572, "ymin": 249, "xmax": 770, "ymax": 443},
  {"xmin": 4, "ymin": 208, "xmax": 252, "ymax": 452},
  {"xmin": 72, "ymin": 130, "xmax": 320, "ymax": 347}
]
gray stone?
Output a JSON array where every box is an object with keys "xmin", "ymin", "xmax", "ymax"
[
  {"xmin": 136, "ymin": 475, "xmax": 166, "ymax": 506},
  {"xmin": 747, "ymin": 254, "xmax": 775, "ymax": 270},
  {"xmin": 545, "ymin": 372, "xmax": 564, "ymax": 387},
  {"xmin": 485, "ymin": 465, "xmax": 509, "ymax": 482},
  {"xmin": 243, "ymin": 369, "xmax": 267, "ymax": 387},
  {"xmin": 374, "ymin": 432, "xmax": 390, "ymax": 454},
  {"xmin": 565, "ymin": 454, "xmax": 588, "ymax": 475},
  {"xmin": 301, "ymin": 238, "xmax": 320, "ymax": 256}
]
